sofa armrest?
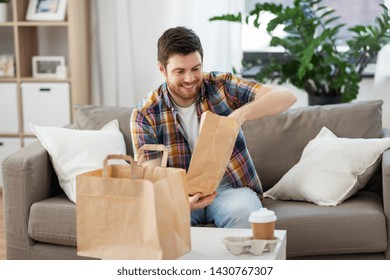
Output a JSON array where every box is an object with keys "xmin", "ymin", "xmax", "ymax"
[
  {"xmin": 382, "ymin": 128, "xmax": 390, "ymax": 259},
  {"xmin": 2, "ymin": 141, "xmax": 56, "ymax": 259}
]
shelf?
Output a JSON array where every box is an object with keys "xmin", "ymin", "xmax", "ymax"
[
  {"xmin": 0, "ymin": 77, "xmax": 71, "ymax": 83},
  {"xmin": 17, "ymin": 21, "xmax": 69, "ymax": 27},
  {"xmin": 20, "ymin": 77, "xmax": 71, "ymax": 83},
  {"xmin": 1, "ymin": 22, "xmax": 69, "ymax": 27},
  {"xmin": 22, "ymin": 134, "xmax": 35, "ymax": 137},
  {"xmin": 0, "ymin": 78, "xmax": 17, "ymax": 82},
  {"xmin": 0, "ymin": 134, "xmax": 20, "ymax": 138},
  {"xmin": 0, "ymin": 22, "xmax": 15, "ymax": 27}
]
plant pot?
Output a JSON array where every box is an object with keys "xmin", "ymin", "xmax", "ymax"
[
  {"xmin": 308, "ymin": 95, "xmax": 342, "ymax": 106},
  {"xmin": 0, "ymin": 3, "xmax": 8, "ymax": 22}
]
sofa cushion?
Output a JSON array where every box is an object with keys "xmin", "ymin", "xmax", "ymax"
[
  {"xmin": 243, "ymin": 100, "xmax": 383, "ymax": 191},
  {"xmin": 75, "ymin": 104, "xmax": 134, "ymax": 156},
  {"xmin": 264, "ymin": 191, "xmax": 387, "ymax": 258},
  {"xmin": 29, "ymin": 192, "xmax": 387, "ymax": 258},
  {"xmin": 29, "ymin": 194, "xmax": 77, "ymax": 247}
]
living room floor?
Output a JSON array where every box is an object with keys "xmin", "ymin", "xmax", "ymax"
[{"xmin": 0, "ymin": 189, "xmax": 5, "ymax": 259}]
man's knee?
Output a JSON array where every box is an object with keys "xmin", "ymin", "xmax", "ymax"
[
  {"xmin": 216, "ymin": 209, "xmax": 249, "ymax": 228},
  {"xmin": 203, "ymin": 187, "xmax": 263, "ymax": 228},
  {"xmin": 215, "ymin": 195, "xmax": 262, "ymax": 228}
]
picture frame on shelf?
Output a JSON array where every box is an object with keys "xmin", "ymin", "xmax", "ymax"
[
  {"xmin": 26, "ymin": 0, "xmax": 68, "ymax": 21},
  {"xmin": 32, "ymin": 56, "xmax": 65, "ymax": 78},
  {"xmin": 0, "ymin": 54, "xmax": 15, "ymax": 77}
]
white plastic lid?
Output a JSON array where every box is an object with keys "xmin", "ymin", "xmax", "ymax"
[{"xmin": 248, "ymin": 208, "xmax": 277, "ymax": 223}]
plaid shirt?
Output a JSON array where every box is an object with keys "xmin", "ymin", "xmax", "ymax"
[{"xmin": 130, "ymin": 72, "xmax": 263, "ymax": 194}]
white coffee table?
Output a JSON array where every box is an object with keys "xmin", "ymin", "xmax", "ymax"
[{"xmin": 178, "ymin": 227, "xmax": 287, "ymax": 260}]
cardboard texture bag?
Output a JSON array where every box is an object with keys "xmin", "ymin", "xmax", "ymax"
[
  {"xmin": 187, "ymin": 111, "xmax": 240, "ymax": 196},
  {"xmin": 76, "ymin": 144, "xmax": 191, "ymax": 260}
]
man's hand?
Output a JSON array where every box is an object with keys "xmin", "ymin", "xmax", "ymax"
[{"xmin": 189, "ymin": 192, "xmax": 217, "ymax": 211}]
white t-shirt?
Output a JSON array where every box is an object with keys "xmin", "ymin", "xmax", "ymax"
[{"xmin": 173, "ymin": 102, "xmax": 199, "ymax": 150}]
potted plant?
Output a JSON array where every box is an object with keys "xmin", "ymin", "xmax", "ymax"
[
  {"xmin": 210, "ymin": 0, "xmax": 390, "ymax": 104},
  {"xmin": 0, "ymin": 0, "xmax": 10, "ymax": 23}
]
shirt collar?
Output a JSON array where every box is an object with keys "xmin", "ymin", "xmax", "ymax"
[{"xmin": 161, "ymin": 83, "xmax": 173, "ymax": 109}]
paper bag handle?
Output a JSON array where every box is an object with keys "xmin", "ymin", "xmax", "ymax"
[
  {"xmin": 103, "ymin": 154, "xmax": 135, "ymax": 177},
  {"xmin": 137, "ymin": 144, "xmax": 168, "ymax": 167}
]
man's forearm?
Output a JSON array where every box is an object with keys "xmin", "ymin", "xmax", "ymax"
[{"xmin": 229, "ymin": 86, "xmax": 296, "ymax": 125}]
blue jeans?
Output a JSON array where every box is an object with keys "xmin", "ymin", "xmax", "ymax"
[{"xmin": 191, "ymin": 178, "xmax": 263, "ymax": 228}]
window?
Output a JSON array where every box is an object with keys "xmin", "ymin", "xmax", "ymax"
[
  {"xmin": 240, "ymin": 0, "xmax": 386, "ymax": 77},
  {"xmin": 242, "ymin": 0, "xmax": 385, "ymax": 51}
]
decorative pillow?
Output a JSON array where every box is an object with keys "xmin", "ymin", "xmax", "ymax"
[
  {"xmin": 30, "ymin": 120, "xmax": 126, "ymax": 203},
  {"xmin": 74, "ymin": 104, "xmax": 133, "ymax": 156},
  {"xmin": 264, "ymin": 126, "xmax": 390, "ymax": 206}
]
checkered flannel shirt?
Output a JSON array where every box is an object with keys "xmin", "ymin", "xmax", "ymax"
[{"xmin": 130, "ymin": 72, "xmax": 263, "ymax": 193}]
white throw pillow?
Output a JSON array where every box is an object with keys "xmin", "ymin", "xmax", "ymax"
[
  {"xmin": 30, "ymin": 120, "xmax": 126, "ymax": 203},
  {"xmin": 264, "ymin": 126, "xmax": 390, "ymax": 206}
]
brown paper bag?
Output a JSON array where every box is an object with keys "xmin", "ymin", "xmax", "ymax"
[
  {"xmin": 76, "ymin": 144, "xmax": 191, "ymax": 260},
  {"xmin": 187, "ymin": 111, "xmax": 240, "ymax": 196}
]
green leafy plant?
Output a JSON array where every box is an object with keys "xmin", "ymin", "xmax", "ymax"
[
  {"xmin": 0, "ymin": 0, "xmax": 10, "ymax": 3},
  {"xmin": 210, "ymin": 0, "xmax": 390, "ymax": 102}
]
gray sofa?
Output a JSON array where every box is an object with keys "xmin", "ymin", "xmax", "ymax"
[{"xmin": 2, "ymin": 100, "xmax": 389, "ymax": 259}]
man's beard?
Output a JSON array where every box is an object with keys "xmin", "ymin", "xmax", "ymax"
[{"xmin": 167, "ymin": 80, "xmax": 201, "ymax": 105}]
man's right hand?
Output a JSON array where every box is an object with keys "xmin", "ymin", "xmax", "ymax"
[{"xmin": 189, "ymin": 192, "xmax": 217, "ymax": 211}]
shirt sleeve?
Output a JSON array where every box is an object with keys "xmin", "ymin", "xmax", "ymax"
[
  {"xmin": 130, "ymin": 108, "xmax": 160, "ymax": 162},
  {"xmin": 224, "ymin": 73, "xmax": 263, "ymax": 108}
]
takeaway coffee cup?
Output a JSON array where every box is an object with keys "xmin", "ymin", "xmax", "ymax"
[{"xmin": 248, "ymin": 208, "xmax": 277, "ymax": 240}]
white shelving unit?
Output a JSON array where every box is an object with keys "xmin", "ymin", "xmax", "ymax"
[{"xmin": 0, "ymin": 0, "xmax": 90, "ymax": 186}]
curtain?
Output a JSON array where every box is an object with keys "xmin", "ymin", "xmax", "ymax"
[
  {"xmin": 91, "ymin": 0, "xmax": 135, "ymax": 106},
  {"xmin": 91, "ymin": 0, "xmax": 244, "ymax": 107}
]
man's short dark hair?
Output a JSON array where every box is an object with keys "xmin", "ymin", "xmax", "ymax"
[{"xmin": 157, "ymin": 26, "xmax": 204, "ymax": 68}]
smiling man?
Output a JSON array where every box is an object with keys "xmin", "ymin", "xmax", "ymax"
[{"xmin": 130, "ymin": 26, "xmax": 296, "ymax": 228}]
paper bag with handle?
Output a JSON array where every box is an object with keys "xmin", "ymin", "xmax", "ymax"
[
  {"xmin": 76, "ymin": 144, "xmax": 191, "ymax": 260},
  {"xmin": 187, "ymin": 111, "xmax": 240, "ymax": 197}
]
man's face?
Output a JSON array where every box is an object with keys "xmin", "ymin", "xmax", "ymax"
[{"xmin": 159, "ymin": 51, "xmax": 203, "ymax": 107}]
